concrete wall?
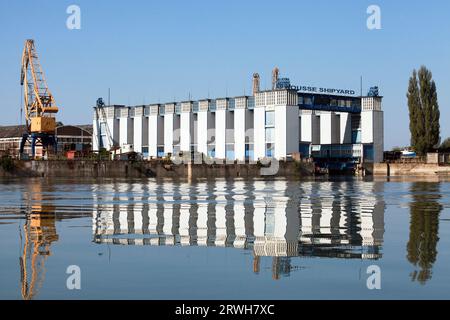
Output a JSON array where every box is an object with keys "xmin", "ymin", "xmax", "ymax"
[
  {"xmin": 374, "ymin": 163, "xmax": 450, "ymax": 176},
  {"xmin": 274, "ymin": 106, "xmax": 287, "ymax": 159},
  {"xmin": 1, "ymin": 160, "xmax": 315, "ymax": 179},
  {"xmin": 312, "ymin": 115, "xmax": 320, "ymax": 145},
  {"xmin": 373, "ymin": 111, "xmax": 384, "ymax": 163},
  {"xmin": 286, "ymin": 106, "xmax": 300, "ymax": 156}
]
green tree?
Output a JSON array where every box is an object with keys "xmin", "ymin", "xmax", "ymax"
[
  {"xmin": 440, "ymin": 137, "xmax": 450, "ymax": 150},
  {"xmin": 407, "ymin": 66, "xmax": 441, "ymax": 155}
]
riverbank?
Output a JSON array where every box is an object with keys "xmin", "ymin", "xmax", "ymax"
[
  {"xmin": 374, "ymin": 163, "xmax": 450, "ymax": 176},
  {"xmin": 0, "ymin": 159, "xmax": 315, "ymax": 179}
]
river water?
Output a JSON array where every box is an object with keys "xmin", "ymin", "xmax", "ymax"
[{"xmin": 0, "ymin": 177, "xmax": 449, "ymax": 300}]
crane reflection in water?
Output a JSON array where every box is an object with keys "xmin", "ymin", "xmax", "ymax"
[
  {"xmin": 19, "ymin": 181, "xmax": 58, "ymax": 300},
  {"xmin": 92, "ymin": 179, "xmax": 386, "ymax": 279}
]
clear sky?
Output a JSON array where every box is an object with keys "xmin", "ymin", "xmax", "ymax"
[{"xmin": 0, "ymin": 0, "xmax": 449, "ymax": 149}]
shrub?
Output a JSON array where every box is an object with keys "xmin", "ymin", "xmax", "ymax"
[{"xmin": 0, "ymin": 156, "xmax": 15, "ymax": 172}]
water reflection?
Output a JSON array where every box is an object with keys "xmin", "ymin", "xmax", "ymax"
[
  {"xmin": 16, "ymin": 179, "xmax": 93, "ymax": 300},
  {"xmin": 407, "ymin": 182, "xmax": 442, "ymax": 284},
  {"xmin": 19, "ymin": 182, "xmax": 58, "ymax": 300},
  {"xmin": 92, "ymin": 180, "xmax": 386, "ymax": 278}
]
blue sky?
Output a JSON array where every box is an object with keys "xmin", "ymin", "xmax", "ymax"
[{"xmin": 0, "ymin": 0, "xmax": 449, "ymax": 149}]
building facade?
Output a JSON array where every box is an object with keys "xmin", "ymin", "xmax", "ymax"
[
  {"xmin": 0, "ymin": 124, "xmax": 92, "ymax": 158},
  {"xmin": 93, "ymin": 81, "xmax": 384, "ymax": 164}
]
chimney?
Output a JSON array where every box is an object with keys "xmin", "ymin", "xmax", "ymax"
[
  {"xmin": 252, "ymin": 73, "xmax": 260, "ymax": 95},
  {"xmin": 272, "ymin": 67, "xmax": 279, "ymax": 90}
]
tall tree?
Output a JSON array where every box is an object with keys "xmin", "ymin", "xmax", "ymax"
[
  {"xmin": 407, "ymin": 66, "xmax": 441, "ymax": 154},
  {"xmin": 407, "ymin": 70, "xmax": 423, "ymax": 151}
]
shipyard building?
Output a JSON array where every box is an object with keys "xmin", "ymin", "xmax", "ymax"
[{"xmin": 92, "ymin": 70, "xmax": 384, "ymax": 166}]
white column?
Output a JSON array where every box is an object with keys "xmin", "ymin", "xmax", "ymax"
[
  {"xmin": 320, "ymin": 112, "xmax": 332, "ymax": 145},
  {"xmin": 164, "ymin": 114, "xmax": 174, "ymax": 155},
  {"xmin": 119, "ymin": 117, "xmax": 128, "ymax": 146},
  {"xmin": 197, "ymin": 111, "xmax": 208, "ymax": 156},
  {"xmin": 253, "ymin": 107, "xmax": 265, "ymax": 160},
  {"xmin": 301, "ymin": 113, "xmax": 312, "ymax": 142},
  {"xmin": 180, "ymin": 112, "xmax": 192, "ymax": 152},
  {"xmin": 133, "ymin": 116, "xmax": 143, "ymax": 154},
  {"xmin": 149, "ymin": 114, "xmax": 158, "ymax": 157},
  {"xmin": 339, "ymin": 112, "xmax": 351, "ymax": 144},
  {"xmin": 275, "ymin": 106, "xmax": 287, "ymax": 159},
  {"xmin": 215, "ymin": 109, "xmax": 226, "ymax": 159},
  {"xmin": 106, "ymin": 118, "xmax": 117, "ymax": 149},
  {"xmin": 92, "ymin": 118, "xmax": 99, "ymax": 151},
  {"xmin": 234, "ymin": 108, "xmax": 246, "ymax": 161}
]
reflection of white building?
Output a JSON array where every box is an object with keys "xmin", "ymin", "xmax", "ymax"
[{"xmin": 92, "ymin": 180, "xmax": 384, "ymax": 260}]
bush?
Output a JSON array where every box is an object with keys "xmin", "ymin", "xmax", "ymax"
[
  {"xmin": 0, "ymin": 156, "xmax": 15, "ymax": 172},
  {"xmin": 440, "ymin": 138, "xmax": 450, "ymax": 151}
]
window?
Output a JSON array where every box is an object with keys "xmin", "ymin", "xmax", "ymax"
[
  {"xmin": 226, "ymin": 145, "xmax": 235, "ymax": 160},
  {"xmin": 247, "ymin": 97, "xmax": 255, "ymax": 110},
  {"xmin": 100, "ymin": 122, "xmax": 106, "ymax": 134},
  {"xmin": 245, "ymin": 144, "xmax": 254, "ymax": 160},
  {"xmin": 266, "ymin": 143, "xmax": 274, "ymax": 157},
  {"xmin": 265, "ymin": 128, "xmax": 275, "ymax": 143},
  {"xmin": 364, "ymin": 145, "xmax": 374, "ymax": 161},
  {"xmin": 157, "ymin": 147, "xmax": 165, "ymax": 158},
  {"xmin": 265, "ymin": 111, "xmax": 275, "ymax": 127},
  {"xmin": 352, "ymin": 130, "xmax": 361, "ymax": 144}
]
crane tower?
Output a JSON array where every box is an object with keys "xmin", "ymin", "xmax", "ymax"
[{"xmin": 19, "ymin": 39, "xmax": 59, "ymax": 159}]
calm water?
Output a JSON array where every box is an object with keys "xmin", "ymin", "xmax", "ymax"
[{"xmin": 1, "ymin": 177, "xmax": 450, "ymax": 300}]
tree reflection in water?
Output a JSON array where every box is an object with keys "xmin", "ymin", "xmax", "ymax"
[{"xmin": 407, "ymin": 182, "xmax": 442, "ymax": 284}]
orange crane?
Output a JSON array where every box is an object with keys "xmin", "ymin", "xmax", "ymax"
[{"xmin": 19, "ymin": 39, "xmax": 59, "ymax": 159}]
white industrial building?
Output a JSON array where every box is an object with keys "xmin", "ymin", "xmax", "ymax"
[{"xmin": 93, "ymin": 72, "xmax": 384, "ymax": 165}]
